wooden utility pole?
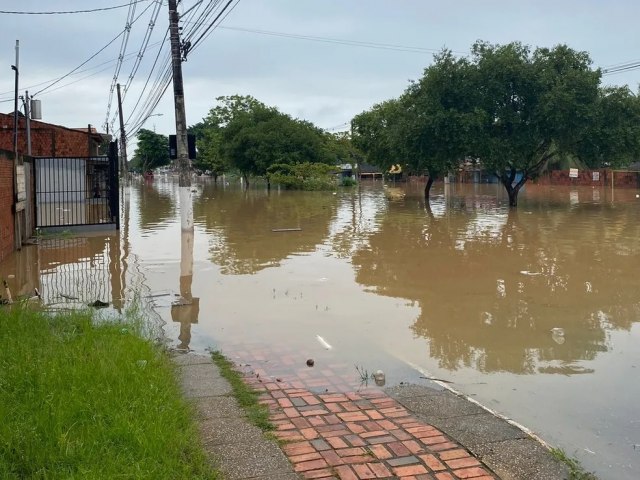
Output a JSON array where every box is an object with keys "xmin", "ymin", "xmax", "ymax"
[
  {"xmin": 168, "ymin": 0, "xmax": 191, "ymax": 188},
  {"xmin": 116, "ymin": 83, "xmax": 128, "ymax": 176}
]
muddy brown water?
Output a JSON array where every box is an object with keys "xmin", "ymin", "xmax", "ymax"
[{"xmin": 2, "ymin": 178, "xmax": 639, "ymax": 479}]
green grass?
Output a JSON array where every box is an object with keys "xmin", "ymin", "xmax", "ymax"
[
  {"xmin": 550, "ymin": 448, "xmax": 598, "ymax": 480},
  {"xmin": 210, "ymin": 351, "xmax": 274, "ymax": 432},
  {"xmin": 0, "ymin": 305, "xmax": 218, "ymax": 480}
]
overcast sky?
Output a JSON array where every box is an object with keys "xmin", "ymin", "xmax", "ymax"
[{"xmin": 1, "ymin": 0, "xmax": 639, "ymax": 147}]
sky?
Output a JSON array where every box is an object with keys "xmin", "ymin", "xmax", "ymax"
[{"xmin": 0, "ymin": 0, "xmax": 639, "ymax": 151}]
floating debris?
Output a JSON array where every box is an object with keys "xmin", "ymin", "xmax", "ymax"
[
  {"xmin": 306, "ymin": 359, "xmax": 315, "ymax": 367},
  {"xmin": 372, "ymin": 370, "xmax": 386, "ymax": 387},
  {"xmin": 316, "ymin": 335, "xmax": 332, "ymax": 350},
  {"xmin": 551, "ymin": 327, "xmax": 566, "ymax": 344},
  {"xmin": 88, "ymin": 300, "xmax": 109, "ymax": 308},
  {"xmin": 272, "ymin": 228, "xmax": 302, "ymax": 232}
]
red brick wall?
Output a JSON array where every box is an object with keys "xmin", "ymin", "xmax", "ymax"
[
  {"xmin": 0, "ymin": 151, "xmax": 15, "ymax": 262},
  {"xmin": 533, "ymin": 169, "xmax": 639, "ymax": 188},
  {"xmin": 0, "ymin": 113, "xmax": 100, "ymax": 157}
]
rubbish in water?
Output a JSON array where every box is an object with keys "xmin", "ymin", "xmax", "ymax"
[
  {"xmin": 272, "ymin": 228, "xmax": 302, "ymax": 232},
  {"xmin": 520, "ymin": 270, "xmax": 541, "ymax": 276},
  {"xmin": 146, "ymin": 293, "xmax": 171, "ymax": 298},
  {"xmin": 420, "ymin": 376, "xmax": 454, "ymax": 384},
  {"xmin": 7, "ymin": 274, "xmax": 15, "ymax": 279},
  {"xmin": 496, "ymin": 279, "xmax": 506, "ymax": 297},
  {"xmin": 316, "ymin": 335, "xmax": 332, "ymax": 350},
  {"xmin": 583, "ymin": 448, "xmax": 596, "ymax": 455},
  {"xmin": 551, "ymin": 327, "xmax": 566, "ymax": 344},
  {"xmin": 88, "ymin": 300, "xmax": 109, "ymax": 308},
  {"xmin": 482, "ymin": 312, "xmax": 493, "ymax": 325},
  {"xmin": 306, "ymin": 359, "xmax": 315, "ymax": 367},
  {"xmin": 373, "ymin": 370, "xmax": 386, "ymax": 386},
  {"xmin": 585, "ymin": 281, "xmax": 593, "ymax": 293}
]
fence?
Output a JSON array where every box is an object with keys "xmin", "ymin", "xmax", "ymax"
[{"xmin": 35, "ymin": 145, "xmax": 119, "ymax": 230}]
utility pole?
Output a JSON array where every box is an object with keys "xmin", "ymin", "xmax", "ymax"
[
  {"xmin": 24, "ymin": 91, "xmax": 31, "ymax": 156},
  {"xmin": 116, "ymin": 83, "xmax": 128, "ymax": 177},
  {"xmin": 168, "ymin": 0, "xmax": 191, "ymax": 189},
  {"xmin": 12, "ymin": 40, "xmax": 19, "ymax": 155}
]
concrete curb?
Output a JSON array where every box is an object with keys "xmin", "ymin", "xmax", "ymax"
[
  {"xmin": 174, "ymin": 353, "xmax": 301, "ymax": 480},
  {"xmin": 386, "ymin": 384, "xmax": 571, "ymax": 480}
]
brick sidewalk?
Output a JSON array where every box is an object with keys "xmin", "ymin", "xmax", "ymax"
[{"xmin": 232, "ymin": 346, "xmax": 498, "ymax": 480}]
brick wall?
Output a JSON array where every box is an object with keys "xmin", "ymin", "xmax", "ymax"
[
  {"xmin": 533, "ymin": 169, "xmax": 639, "ymax": 188},
  {"xmin": 0, "ymin": 151, "xmax": 15, "ymax": 262},
  {"xmin": 0, "ymin": 113, "xmax": 101, "ymax": 157}
]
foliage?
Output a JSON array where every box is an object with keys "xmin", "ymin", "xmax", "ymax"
[
  {"xmin": 189, "ymin": 121, "xmax": 228, "ymax": 180},
  {"xmin": 131, "ymin": 128, "xmax": 170, "ymax": 173},
  {"xmin": 0, "ymin": 306, "xmax": 217, "ymax": 479},
  {"xmin": 352, "ymin": 99, "xmax": 404, "ymax": 172},
  {"xmin": 193, "ymin": 95, "xmax": 334, "ymax": 187},
  {"xmin": 352, "ymin": 40, "xmax": 640, "ymax": 207},
  {"xmin": 210, "ymin": 351, "xmax": 274, "ymax": 432},
  {"xmin": 340, "ymin": 176, "xmax": 357, "ymax": 187},
  {"xmin": 575, "ymin": 86, "xmax": 640, "ymax": 168},
  {"xmin": 267, "ymin": 162, "xmax": 336, "ymax": 190}
]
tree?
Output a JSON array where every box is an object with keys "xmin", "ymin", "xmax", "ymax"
[
  {"xmin": 469, "ymin": 42, "xmax": 601, "ymax": 206},
  {"xmin": 575, "ymin": 86, "xmax": 640, "ymax": 168},
  {"xmin": 131, "ymin": 129, "xmax": 170, "ymax": 172},
  {"xmin": 399, "ymin": 51, "xmax": 480, "ymax": 197},
  {"xmin": 189, "ymin": 121, "xmax": 228, "ymax": 182},
  {"xmin": 218, "ymin": 98, "xmax": 334, "ymax": 187},
  {"xmin": 351, "ymin": 99, "xmax": 404, "ymax": 174}
]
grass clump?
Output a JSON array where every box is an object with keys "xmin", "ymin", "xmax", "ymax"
[
  {"xmin": 210, "ymin": 351, "xmax": 274, "ymax": 432},
  {"xmin": 550, "ymin": 448, "xmax": 598, "ymax": 480},
  {"xmin": 0, "ymin": 305, "xmax": 218, "ymax": 480}
]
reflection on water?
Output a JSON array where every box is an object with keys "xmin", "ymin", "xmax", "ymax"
[
  {"xmin": 3, "ymin": 179, "xmax": 639, "ymax": 479},
  {"xmin": 353, "ymin": 192, "xmax": 640, "ymax": 375},
  {"xmin": 194, "ymin": 187, "xmax": 339, "ymax": 274}
]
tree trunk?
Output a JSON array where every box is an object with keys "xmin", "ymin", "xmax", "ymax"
[
  {"xmin": 499, "ymin": 169, "xmax": 528, "ymax": 207},
  {"xmin": 213, "ymin": 174, "xmax": 218, "ymax": 184},
  {"xmin": 243, "ymin": 173, "xmax": 250, "ymax": 189},
  {"xmin": 424, "ymin": 175, "xmax": 435, "ymax": 199}
]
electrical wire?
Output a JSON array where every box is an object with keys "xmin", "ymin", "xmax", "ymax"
[
  {"xmin": 0, "ymin": 1, "xmax": 150, "ymax": 15},
  {"xmin": 105, "ymin": 1, "xmax": 139, "ymax": 130},
  {"xmin": 32, "ymin": 0, "xmax": 157, "ymax": 97}
]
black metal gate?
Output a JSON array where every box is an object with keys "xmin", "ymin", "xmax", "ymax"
[{"xmin": 34, "ymin": 142, "xmax": 119, "ymax": 230}]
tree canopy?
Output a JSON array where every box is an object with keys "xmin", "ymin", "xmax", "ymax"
[
  {"xmin": 352, "ymin": 40, "xmax": 640, "ymax": 206},
  {"xmin": 131, "ymin": 129, "xmax": 170, "ymax": 173},
  {"xmin": 190, "ymin": 95, "xmax": 348, "ymax": 189}
]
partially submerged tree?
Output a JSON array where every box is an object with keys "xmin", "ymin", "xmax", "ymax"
[
  {"xmin": 470, "ymin": 42, "xmax": 601, "ymax": 206},
  {"xmin": 131, "ymin": 129, "xmax": 170, "ymax": 172}
]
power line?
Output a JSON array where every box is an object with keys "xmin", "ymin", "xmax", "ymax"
[
  {"xmin": 209, "ymin": 25, "xmax": 466, "ymax": 55},
  {"xmin": 33, "ymin": 0, "xmax": 157, "ymax": 97},
  {"xmin": 105, "ymin": 1, "xmax": 139, "ymax": 130},
  {"xmin": 0, "ymin": 1, "xmax": 150, "ymax": 15}
]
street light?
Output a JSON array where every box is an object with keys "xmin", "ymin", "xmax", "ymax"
[{"xmin": 145, "ymin": 113, "xmax": 164, "ymax": 132}]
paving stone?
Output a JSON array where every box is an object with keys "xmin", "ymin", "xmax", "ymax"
[{"xmin": 179, "ymin": 363, "xmax": 232, "ymax": 397}]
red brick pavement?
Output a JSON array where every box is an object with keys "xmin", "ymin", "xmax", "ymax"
[{"xmin": 228, "ymin": 346, "xmax": 499, "ymax": 480}]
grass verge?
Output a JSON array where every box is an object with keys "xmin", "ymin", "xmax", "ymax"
[
  {"xmin": 0, "ymin": 305, "xmax": 218, "ymax": 480},
  {"xmin": 550, "ymin": 448, "xmax": 598, "ymax": 480},
  {"xmin": 210, "ymin": 351, "xmax": 274, "ymax": 432}
]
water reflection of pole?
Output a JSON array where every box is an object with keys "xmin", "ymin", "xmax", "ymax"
[{"xmin": 172, "ymin": 226, "xmax": 199, "ymax": 351}]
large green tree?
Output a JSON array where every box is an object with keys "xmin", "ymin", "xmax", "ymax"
[
  {"xmin": 131, "ymin": 129, "xmax": 170, "ymax": 172},
  {"xmin": 218, "ymin": 97, "xmax": 334, "ymax": 187},
  {"xmin": 469, "ymin": 42, "xmax": 602, "ymax": 206}
]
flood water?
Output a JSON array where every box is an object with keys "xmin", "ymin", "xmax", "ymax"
[{"xmin": 2, "ymin": 178, "xmax": 639, "ymax": 479}]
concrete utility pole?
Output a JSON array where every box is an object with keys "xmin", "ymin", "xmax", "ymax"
[
  {"xmin": 24, "ymin": 91, "xmax": 31, "ymax": 156},
  {"xmin": 12, "ymin": 40, "xmax": 19, "ymax": 155},
  {"xmin": 168, "ymin": 0, "xmax": 191, "ymax": 189},
  {"xmin": 116, "ymin": 83, "xmax": 128, "ymax": 176}
]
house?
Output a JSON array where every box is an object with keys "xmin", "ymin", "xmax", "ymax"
[{"xmin": 0, "ymin": 112, "xmax": 104, "ymax": 157}]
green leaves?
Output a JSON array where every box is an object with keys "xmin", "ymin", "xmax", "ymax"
[{"xmin": 131, "ymin": 129, "xmax": 170, "ymax": 172}]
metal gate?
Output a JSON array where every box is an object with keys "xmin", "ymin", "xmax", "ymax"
[{"xmin": 34, "ymin": 142, "xmax": 119, "ymax": 231}]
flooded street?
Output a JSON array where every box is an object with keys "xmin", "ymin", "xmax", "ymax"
[{"xmin": 2, "ymin": 179, "xmax": 639, "ymax": 479}]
